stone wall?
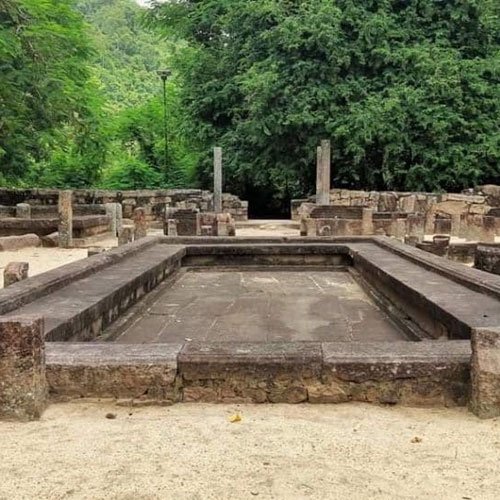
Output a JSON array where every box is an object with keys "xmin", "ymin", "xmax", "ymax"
[
  {"xmin": 292, "ymin": 185, "xmax": 500, "ymax": 220},
  {"xmin": 0, "ymin": 188, "xmax": 248, "ymax": 222},
  {"xmin": 293, "ymin": 185, "xmax": 500, "ymax": 240}
]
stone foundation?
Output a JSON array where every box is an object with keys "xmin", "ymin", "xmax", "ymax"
[
  {"xmin": 0, "ymin": 316, "xmax": 47, "ymax": 421},
  {"xmin": 470, "ymin": 327, "xmax": 500, "ymax": 418}
]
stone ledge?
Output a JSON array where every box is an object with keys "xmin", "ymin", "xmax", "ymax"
[
  {"xmin": 0, "ymin": 236, "xmax": 163, "ymax": 315},
  {"xmin": 178, "ymin": 341, "xmax": 323, "ymax": 381},
  {"xmin": 46, "ymin": 342, "xmax": 182, "ymax": 400},
  {"xmin": 373, "ymin": 236, "xmax": 500, "ymax": 300},
  {"xmin": 44, "ymin": 340, "xmax": 470, "ymax": 406}
]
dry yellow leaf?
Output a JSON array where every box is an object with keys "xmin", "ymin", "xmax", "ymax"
[{"xmin": 229, "ymin": 413, "xmax": 242, "ymax": 423}]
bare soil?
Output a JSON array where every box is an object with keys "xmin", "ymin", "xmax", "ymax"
[{"xmin": 1, "ymin": 402, "xmax": 499, "ymax": 499}]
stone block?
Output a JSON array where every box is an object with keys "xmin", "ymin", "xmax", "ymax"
[
  {"xmin": 0, "ymin": 234, "xmax": 40, "ymax": 251},
  {"xmin": 470, "ymin": 327, "xmax": 500, "ymax": 418},
  {"xmin": 58, "ymin": 190, "xmax": 73, "ymax": 248},
  {"xmin": 0, "ymin": 316, "xmax": 47, "ymax": 421},
  {"xmin": 105, "ymin": 203, "xmax": 118, "ymax": 236},
  {"xmin": 133, "ymin": 207, "xmax": 148, "ymax": 240},
  {"xmin": 4, "ymin": 262, "xmax": 29, "ymax": 287},
  {"xmin": 117, "ymin": 226, "xmax": 133, "ymax": 246},
  {"xmin": 16, "ymin": 203, "xmax": 31, "ymax": 219},
  {"xmin": 474, "ymin": 245, "xmax": 500, "ymax": 275}
]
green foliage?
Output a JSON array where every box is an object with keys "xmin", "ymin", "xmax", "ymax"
[
  {"xmin": 152, "ymin": 0, "xmax": 500, "ymax": 214},
  {"xmin": 0, "ymin": 0, "xmax": 104, "ymax": 185},
  {"xmin": 76, "ymin": 0, "xmax": 173, "ymax": 111},
  {"xmin": 99, "ymin": 153, "xmax": 162, "ymax": 190}
]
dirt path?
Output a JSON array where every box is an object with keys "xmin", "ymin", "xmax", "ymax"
[{"xmin": 1, "ymin": 402, "xmax": 499, "ymax": 499}]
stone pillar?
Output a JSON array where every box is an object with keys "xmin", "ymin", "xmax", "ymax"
[
  {"xmin": 0, "ymin": 317, "xmax": 47, "ymax": 421},
  {"xmin": 118, "ymin": 227, "xmax": 133, "ymax": 246},
  {"xmin": 166, "ymin": 219, "xmax": 178, "ymax": 237},
  {"xmin": 470, "ymin": 327, "xmax": 500, "ymax": 418},
  {"xmin": 116, "ymin": 203, "xmax": 123, "ymax": 236},
  {"xmin": 361, "ymin": 208, "xmax": 374, "ymax": 235},
  {"xmin": 213, "ymin": 147, "xmax": 222, "ymax": 213},
  {"xmin": 317, "ymin": 140, "xmax": 331, "ymax": 206},
  {"xmin": 105, "ymin": 203, "xmax": 117, "ymax": 237},
  {"xmin": 4, "ymin": 262, "xmax": 29, "ymax": 287},
  {"xmin": 133, "ymin": 207, "xmax": 148, "ymax": 240},
  {"xmin": 407, "ymin": 214, "xmax": 425, "ymax": 241},
  {"xmin": 16, "ymin": 203, "xmax": 31, "ymax": 219},
  {"xmin": 450, "ymin": 214, "xmax": 461, "ymax": 237},
  {"xmin": 58, "ymin": 190, "xmax": 73, "ymax": 248},
  {"xmin": 315, "ymin": 146, "xmax": 322, "ymax": 203}
]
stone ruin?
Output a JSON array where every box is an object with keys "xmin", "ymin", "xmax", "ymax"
[
  {"xmin": 294, "ymin": 142, "xmax": 500, "ymax": 243},
  {"xmin": 0, "ymin": 187, "xmax": 247, "ymax": 250},
  {"xmin": 0, "ymin": 235, "xmax": 499, "ymax": 421},
  {"xmin": 296, "ymin": 186, "xmax": 500, "ymax": 242},
  {"xmin": 163, "ymin": 208, "xmax": 236, "ymax": 237}
]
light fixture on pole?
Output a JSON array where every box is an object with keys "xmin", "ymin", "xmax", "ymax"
[{"xmin": 157, "ymin": 68, "xmax": 172, "ymax": 174}]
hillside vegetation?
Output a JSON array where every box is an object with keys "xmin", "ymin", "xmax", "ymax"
[{"xmin": 1, "ymin": 0, "xmax": 499, "ymax": 215}]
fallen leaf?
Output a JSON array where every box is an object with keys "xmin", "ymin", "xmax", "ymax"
[
  {"xmin": 411, "ymin": 436, "xmax": 422, "ymax": 443},
  {"xmin": 229, "ymin": 413, "xmax": 242, "ymax": 423}
]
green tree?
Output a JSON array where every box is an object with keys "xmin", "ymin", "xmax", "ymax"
[
  {"xmin": 0, "ymin": 0, "xmax": 104, "ymax": 185},
  {"xmin": 151, "ymin": 0, "xmax": 500, "ymax": 215}
]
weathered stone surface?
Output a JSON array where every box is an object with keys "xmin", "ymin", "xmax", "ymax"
[
  {"xmin": 40, "ymin": 232, "xmax": 59, "ymax": 247},
  {"xmin": 117, "ymin": 226, "xmax": 133, "ymax": 246},
  {"xmin": 4, "ymin": 262, "xmax": 29, "ymax": 287},
  {"xmin": 46, "ymin": 342, "xmax": 181, "ymax": 401},
  {"xmin": 475, "ymin": 245, "xmax": 500, "ymax": 275},
  {"xmin": 0, "ymin": 234, "xmax": 40, "ymax": 251},
  {"xmin": 58, "ymin": 190, "xmax": 73, "ymax": 248},
  {"xmin": 179, "ymin": 342, "xmax": 322, "ymax": 403},
  {"xmin": 317, "ymin": 140, "xmax": 331, "ymax": 206},
  {"xmin": 213, "ymin": 147, "xmax": 222, "ymax": 213},
  {"xmin": 470, "ymin": 327, "xmax": 500, "ymax": 418},
  {"xmin": 115, "ymin": 202, "xmax": 123, "ymax": 235},
  {"xmin": 0, "ymin": 316, "xmax": 47, "ymax": 421},
  {"xmin": 319, "ymin": 341, "xmax": 470, "ymax": 406},
  {"xmin": 133, "ymin": 207, "xmax": 148, "ymax": 240},
  {"xmin": 105, "ymin": 203, "xmax": 118, "ymax": 236},
  {"xmin": 15, "ymin": 203, "xmax": 31, "ymax": 219}
]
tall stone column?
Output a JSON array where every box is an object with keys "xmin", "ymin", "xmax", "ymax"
[
  {"xmin": 133, "ymin": 207, "xmax": 148, "ymax": 240},
  {"xmin": 58, "ymin": 190, "xmax": 73, "ymax": 248},
  {"xmin": 0, "ymin": 316, "xmax": 47, "ymax": 421},
  {"xmin": 317, "ymin": 140, "xmax": 331, "ymax": 205},
  {"xmin": 105, "ymin": 203, "xmax": 117, "ymax": 237},
  {"xmin": 116, "ymin": 203, "xmax": 123, "ymax": 236},
  {"xmin": 315, "ymin": 146, "xmax": 322, "ymax": 204},
  {"xmin": 213, "ymin": 147, "xmax": 222, "ymax": 213}
]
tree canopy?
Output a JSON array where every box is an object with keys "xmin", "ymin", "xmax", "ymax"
[
  {"xmin": 151, "ymin": 0, "xmax": 500, "ymax": 215},
  {"xmin": 0, "ymin": 0, "xmax": 499, "ymax": 213}
]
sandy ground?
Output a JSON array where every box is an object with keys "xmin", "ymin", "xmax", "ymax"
[
  {"xmin": 1, "ymin": 402, "xmax": 499, "ymax": 500},
  {"xmin": 0, "ymin": 247, "xmax": 88, "ymax": 288}
]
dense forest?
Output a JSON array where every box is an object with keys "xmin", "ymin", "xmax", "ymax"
[{"xmin": 1, "ymin": 0, "xmax": 499, "ymax": 216}]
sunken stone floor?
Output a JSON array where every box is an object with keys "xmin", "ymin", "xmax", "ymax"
[{"xmin": 109, "ymin": 270, "xmax": 406, "ymax": 343}]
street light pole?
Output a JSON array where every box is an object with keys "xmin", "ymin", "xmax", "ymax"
[{"xmin": 157, "ymin": 69, "xmax": 171, "ymax": 176}]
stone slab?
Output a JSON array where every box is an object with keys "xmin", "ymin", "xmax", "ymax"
[
  {"xmin": 112, "ymin": 270, "xmax": 405, "ymax": 344},
  {"xmin": 46, "ymin": 342, "xmax": 182, "ymax": 400},
  {"xmin": 470, "ymin": 327, "xmax": 500, "ymax": 418}
]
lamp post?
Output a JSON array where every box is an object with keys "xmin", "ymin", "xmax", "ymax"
[{"xmin": 157, "ymin": 68, "xmax": 171, "ymax": 175}]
